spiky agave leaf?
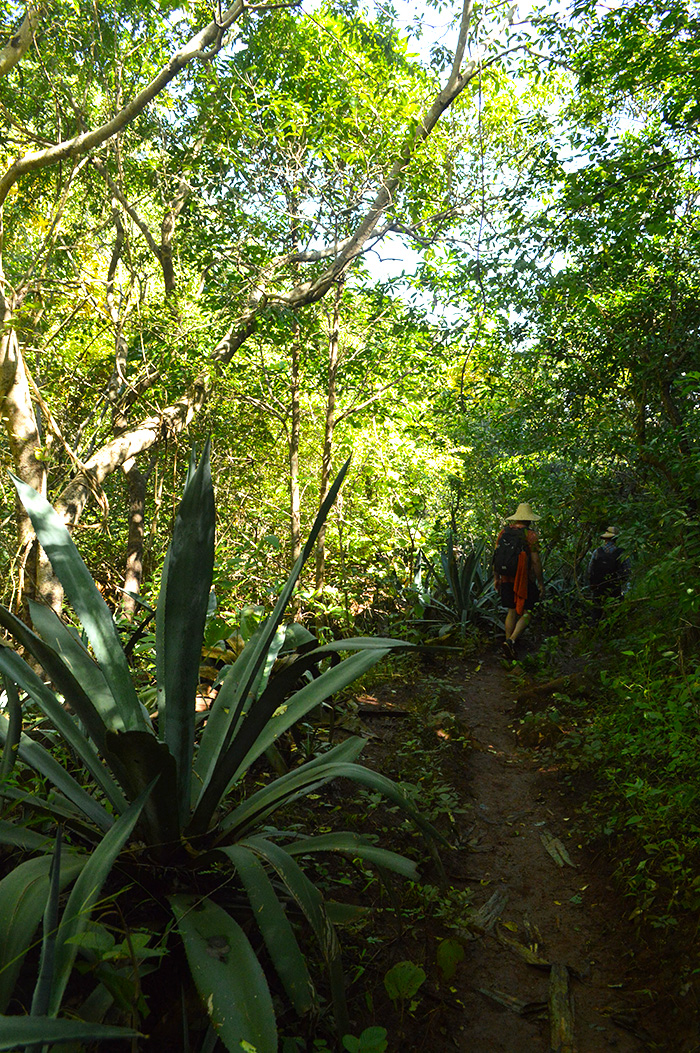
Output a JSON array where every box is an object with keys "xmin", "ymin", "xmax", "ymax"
[
  {"xmin": 219, "ymin": 844, "xmax": 317, "ymax": 1017},
  {"xmin": 0, "ymin": 854, "xmax": 85, "ymax": 1014},
  {"xmin": 0, "ymin": 708, "xmax": 113, "ymax": 832},
  {"xmin": 47, "ymin": 784, "xmax": 154, "ymax": 1015},
  {"xmin": 170, "ymin": 895, "xmax": 277, "ymax": 1053},
  {"xmin": 0, "ymin": 1016, "xmax": 140, "ymax": 1048},
  {"xmin": 189, "ymin": 458, "xmax": 351, "ymax": 835},
  {"xmin": 156, "ymin": 440, "xmax": 215, "ymax": 828},
  {"xmin": 190, "ymin": 646, "xmax": 391, "ymax": 826},
  {"xmin": 0, "ymin": 644, "xmax": 127, "ymax": 814},
  {"xmin": 10, "ymin": 475, "xmax": 148, "ymax": 733}
]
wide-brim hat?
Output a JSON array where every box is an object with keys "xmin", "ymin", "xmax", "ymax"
[
  {"xmin": 506, "ymin": 502, "xmax": 541, "ymax": 522},
  {"xmin": 601, "ymin": 526, "xmax": 618, "ymax": 539}
]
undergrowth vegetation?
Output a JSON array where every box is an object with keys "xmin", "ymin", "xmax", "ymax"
[
  {"xmin": 514, "ymin": 524, "xmax": 700, "ymax": 932},
  {"xmin": 0, "ymin": 450, "xmax": 443, "ymax": 1052}
]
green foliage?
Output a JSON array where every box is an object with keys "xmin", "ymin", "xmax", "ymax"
[
  {"xmin": 528, "ymin": 524, "xmax": 700, "ymax": 928},
  {"xmin": 383, "ymin": 960, "xmax": 426, "ymax": 1004},
  {"xmin": 0, "ymin": 1015, "xmax": 139, "ymax": 1049},
  {"xmin": 436, "ymin": 937, "xmax": 465, "ymax": 982},
  {"xmin": 343, "ymin": 1025, "xmax": 389, "ymax": 1052},
  {"xmin": 414, "ymin": 535, "xmax": 501, "ymax": 638},
  {"xmin": 0, "ymin": 449, "xmax": 436, "ymax": 1048},
  {"xmin": 580, "ymin": 645, "xmax": 700, "ymax": 924}
]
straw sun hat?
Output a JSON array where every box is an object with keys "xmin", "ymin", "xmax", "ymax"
[
  {"xmin": 601, "ymin": 526, "xmax": 619, "ymax": 539},
  {"xmin": 506, "ymin": 502, "xmax": 541, "ymax": 522}
]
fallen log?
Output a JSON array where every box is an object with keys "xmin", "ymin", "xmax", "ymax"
[
  {"xmin": 549, "ymin": 962, "xmax": 576, "ymax": 1053},
  {"xmin": 478, "ymin": 986, "xmax": 547, "ymax": 1017},
  {"xmin": 514, "ymin": 675, "xmax": 585, "ymax": 716},
  {"xmin": 357, "ymin": 705, "xmax": 409, "ymax": 717}
]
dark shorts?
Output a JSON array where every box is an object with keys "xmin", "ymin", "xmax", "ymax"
[{"xmin": 499, "ymin": 580, "xmax": 540, "ymax": 612}]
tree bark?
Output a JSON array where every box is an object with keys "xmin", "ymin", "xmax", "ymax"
[
  {"xmin": 54, "ymin": 378, "xmax": 209, "ymax": 528},
  {"xmin": 289, "ymin": 321, "xmax": 302, "ymax": 564},
  {"xmin": 0, "ymin": 295, "xmax": 47, "ymax": 608},
  {"xmin": 0, "ymin": 5, "xmax": 38, "ymax": 79},
  {"xmin": 122, "ymin": 463, "xmax": 147, "ymax": 619},
  {"xmin": 315, "ymin": 280, "xmax": 343, "ymax": 592}
]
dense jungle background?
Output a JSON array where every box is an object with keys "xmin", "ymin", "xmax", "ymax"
[{"xmin": 1, "ymin": 0, "xmax": 699, "ymax": 1049}]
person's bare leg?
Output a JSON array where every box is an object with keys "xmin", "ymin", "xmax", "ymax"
[
  {"xmin": 510, "ymin": 611, "xmax": 531, "ymax": 642},
  {"xmin": 505, "ymin": 608, "xmax": 518, "ymax": 639}
]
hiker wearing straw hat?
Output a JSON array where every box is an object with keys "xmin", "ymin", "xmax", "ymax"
[
  {"xmin": 492, "ymin": 501, "xmax": 545, "ymax": 659},
  {"xmin": 588, "ymin": 526, "xmax": 630, "ymax": 618}
]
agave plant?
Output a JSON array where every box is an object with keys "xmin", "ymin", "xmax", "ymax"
[
  {"xmin": 0, "ymin": 446, "xmax": 434, "ymax": 1051},
  {"xmin": 415, "ymin": 535, "xmax": 501, "ymax": 637}
]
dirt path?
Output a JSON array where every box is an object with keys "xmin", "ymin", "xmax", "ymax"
[{"xmin": 449, "ymin": 649, "xmax": 683, "ymax": 1053}]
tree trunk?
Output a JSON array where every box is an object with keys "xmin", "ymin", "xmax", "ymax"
[
  {"xmin": 122, "ymin": 462, "xmax": 146, "ymax": 619},
  {"xmin": 0, "ymin": 310, "xmax": 51, "ymax": 611},
  {"xmin": 315, "ymin": 280, "xmax": 343, "ymax": 592},
  {"xmin": 289, "ymin": 320, "xmax": 302, "ymax": 563}
]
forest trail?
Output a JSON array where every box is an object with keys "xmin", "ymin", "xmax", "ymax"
[{"xmin": 449, "ymin": 649, "xmax": 690, "ymax": 1053}]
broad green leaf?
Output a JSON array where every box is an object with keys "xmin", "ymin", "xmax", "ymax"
[
  {"xmin": 436, "ymin": 938, "xmax": 465, "ymax": 982},
  {"xmin": 239, "ymin": 836, "xmax": 350, "ymax": 1037},
  {"xmin": 194, "ymin": 636, "xmax": 404, "ymax": 810},
  {"xmin": 279, "ymin": 622, "xmax": 317, "ymax": 652},
  {"xmin": 30, "ymin": 829, "xmax": 63, "ymax": 1017},
  {"xmin": 239, "ymin": 836, "xmax": 339, "ymax": 965},
  {"xmin": 156, "ymin": 441, "xmax": 215, "ymax": 827},
  {"xmin": 0, "ymin": 854, "xmax": 85, "ymax": 1013},
  {"xmin": 384, "ymin": 960, "xmax": 426, "ymax": 1002},
  {"xmin": 313, "ymin": 638, "xmax": 415, "ymax": 653},
  {"xmin": 0, "ymin": 1015, "xmax": 139, "ymax": 1048},
  {"xmin": 285, "ymin": 832, "xmax": 418, "ymax": 879},
  {"xmin": 210, "ymin": 648, "xmax": 390, "ymax": 803},
  {"xmin": 325, "ymin": 901, "xmax": 370, "ymax": 925},
  {"xmin": 189, "ymin": 458, "xmax": 350, "ymax": 835},
  {"xmin": 294, "ymin": 735, "xmax": 366, "ymax": 769},
  {"xmin": 342, "ymin": 1026, "xmax": 388, "ymax": 1053},
  {"xmin": 227, "ymin": 755, "xmax": 442, "ymax": 847},
  {"xmin": 0, "ymin": 821, "xmax": 56, "ymax": 853},
  {"xmin": 0, "ymin": 712, "xmax": 113, "ymax": 832},
  {"xmin": 27, "ymin": 600, "xmax": 122, "ymax": 736},
  {"xmin": 0, "ymin": 785, "xmax": 105, "ymax": 835},
  {"xmin": 170, "ymin": 895, "xmax": 277, "ymax": 1053},
  {"xmin": 193, "ymin": 628, "xmax": 265, "ymax": 798},
  {"xmin": 0, "ymin": 673, "xmax": 20, "ymax": 780},
  {"xmin": 104, "ymin": 730, "xmax": 179, "ymax": 845},
  {"xmin": 217, "ymin": 740, "xmax": 367, "ymax": 839},
  {"xmin": 11, "ymin": 475, "xmax": 143, "ymax": 731},
  {"xmin": 219, "ymin": 844, "xmax": 316, "ymax": 1016},
  {"xmin": 49, "ymin": 785, "xmax": 153, "ymax": 1015},
  {"xmin": 0, "ymin": 644, "xmax": 128, "ymax": 813},
  {"xmin": 194, "ymin": 619, "xmax": 305, "ymax": 799}
]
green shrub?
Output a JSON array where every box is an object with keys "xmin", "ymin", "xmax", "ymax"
[
  {"xmin": 0, "ymin": 447, "xmax": 437, "ymax": 1051},
  {"xmin": 413, "ymin": 535, "xmax": 501, "ymax": 638}
]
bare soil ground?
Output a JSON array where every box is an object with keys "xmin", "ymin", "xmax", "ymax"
[{"xmin": 346, "ymin": 644, "xmax": 700, "ymax": 1053}]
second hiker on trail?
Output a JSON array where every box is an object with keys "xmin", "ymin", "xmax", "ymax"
[
  {"xmin": 493, "ymin": 501, "xmax": 545, "ymax": 659},
  {"xmin": 588, "ymin": 525, "xmax": 631, "ymax": 621}
]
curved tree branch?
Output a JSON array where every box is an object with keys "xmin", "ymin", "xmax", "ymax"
[
  {"xmin": 54, "ymin": 376, "xmax": 209, "ymax": 527},
  {"xmin": 0, "ymin": 1, "xmax": 301, "ymax": 207},
  {"xmin": 0, "ymin": 4, "xmax": 39, "ymax": 79},
  {"xmin": 29, "ymin": 0, "xmax": 503, "ymax": 545}
]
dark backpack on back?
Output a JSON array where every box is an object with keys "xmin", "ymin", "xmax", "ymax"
[
  {"xmin": 589, "ymin": 545, "xmax": 622, "ymax": 588},
  {"xmin": 493, "ymin": 526, "xmax": 529, "ymax": 577}
]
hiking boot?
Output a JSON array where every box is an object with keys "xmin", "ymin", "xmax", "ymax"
[{"xmin": 502, "ymin": 638, "xmax": 515, "ymax": 660}]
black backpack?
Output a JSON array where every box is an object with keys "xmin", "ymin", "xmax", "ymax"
[
  {"xmin": 493, "ymin": 526, "xmax": 530, "ymax": 577},
  {"xmin": 589, "ymin": 545, "xmax": 622, "ymax": 588}
]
